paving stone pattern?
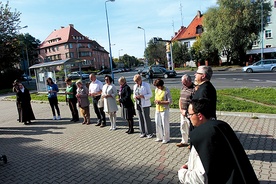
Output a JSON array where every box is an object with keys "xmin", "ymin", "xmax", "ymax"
[{"xmin": 0, "ymin": 100, "xmax": 275, "ymax": 184}]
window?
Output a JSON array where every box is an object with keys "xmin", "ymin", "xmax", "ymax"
[
  {"xmin": 252, "ymin": 40, "xmax": 258, "ymax": 46},
  {"xmin": 196, "ymin": 25, "xmax": 203, "ymax": 34},
  {"xmin": 267, "ymin": 16, "xmax": 271, "ymax": 23},
  {"xmin": 265, "ymin": 30, "xmax": 272, "ymax": 38},
  {"xmin": 274, "ymin": 0, "xmax": 276, "ymax": 8}
]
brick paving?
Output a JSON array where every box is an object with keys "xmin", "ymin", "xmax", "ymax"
[{"xmin": 0, "ymin": 99, "xmax": 275, "ymax": 184}]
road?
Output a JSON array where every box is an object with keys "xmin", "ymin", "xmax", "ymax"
[
  {"xmin": 22, "ymin": 70, "xmax": 276, "ymax": 91},
  {"xmin": 101, "ymin": 70, "xmax": 276, "ymax": 89}
]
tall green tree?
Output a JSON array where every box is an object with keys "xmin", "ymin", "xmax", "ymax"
[
  {"xmin": 120, "ymin": 54, "xmax": 140, "ymax": 68},
  {"xmin": 145, "ymin": 38, "xmax": 166, "ymax": 66},
  {"xmin": 202, "ymin": 0, "xmax": 271, "ymax": 65},
  {"xmin": 172, "ymin": 41, "xmax": 190, "ymax": 67},
  {"xmin": 0, "ymin": 1, "xmax": 22, "ymax": 71}
]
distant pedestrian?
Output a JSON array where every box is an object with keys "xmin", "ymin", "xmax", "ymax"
[
  {"xmin": 89, "ymin": 73, "xmax": 106, "ymax": 127},
  {"xmin": 176, "ymin": 74, "xmax": 194, "ymax": 148},
  {"xmin": 15, "ymin": 83, "xmax": 35, "ymax": 125},
  {"xmin": 13, "ymin": 79, "xmax": 22, "ymax": 122},
  {"xmin": 102, "ymin": 75, "xmax": 118, "ymax": 131},
  {"xmin": 65, "ymin": 78, "xmax": 79, "ymax": 122},
  {"xmin": 118, "ymin": 76, "xmax": 136, "ymax": 134},
  {"xmin": 133, "ymin": 74, "xmax": 154, "ymax": 138},
  {"xmin": 46, "ymin": 77, "xmax": 61, "ymax": 120},
  {"xmin": 153, "ymin": 78, "xmax": 172, "ymax": 144},
  {"xmin": 76, "ymin": 80, "xmax": 90, "ymax": 125},
  {"xmin": 147, "ymin": 66, "xmax": 153, "ymax": 84}
]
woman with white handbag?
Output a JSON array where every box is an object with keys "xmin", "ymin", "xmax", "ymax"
[{"xmin": 101, "ymin": 75, "xmax": 118, "ymax": 131}]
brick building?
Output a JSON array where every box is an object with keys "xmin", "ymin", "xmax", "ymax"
[{"xmin": 38, "ymin": 24, "xmax": 109, "ymax": 70}]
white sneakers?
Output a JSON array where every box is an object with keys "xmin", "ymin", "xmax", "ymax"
[{"xmin": 53, "ymin": 116, "xmax": 61, "ymax": 120}]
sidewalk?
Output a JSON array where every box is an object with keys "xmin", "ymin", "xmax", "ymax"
[{"xmin": 0, "ymin": 99, "xmax": 275, "ymax": 183}]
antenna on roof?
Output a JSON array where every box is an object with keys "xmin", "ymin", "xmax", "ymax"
[
  {"xmin": 180, "ymin": 1, "xmax": 183, "ymax": 27},
  {"xmin": 172, "ymin": 19, "xmax": 175, "ymax": 36}
]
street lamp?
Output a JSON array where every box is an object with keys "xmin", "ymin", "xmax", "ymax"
[
  {"xmin": 105, "ymin": 0, "xmax": 115, "ymax": 82},
  {"xmin": 118, "ymin": 49, "xmax": 123, "ymax": 60},
  {"xmin": 261, "ymin": 0, "xmax": 264, "ymax": 60},
  {"xmin": 137, "ymin": 26, "xmax": 147, "ymax": 65}
]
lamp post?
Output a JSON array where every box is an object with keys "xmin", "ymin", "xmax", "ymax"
[
  {"xmin": 105, "ymin": 0, "xmax": 115, "ymax": 82},
  {"xmin": 261, "ymin": 0, "xmax": 264, "ymax": 60},
  {"xmin": 137, "ymin": 26, "xmax": 147, "ymax": 65},
  {"xmin": 118, "ymin": 49, "xmax": 123, "ymax": 60}
]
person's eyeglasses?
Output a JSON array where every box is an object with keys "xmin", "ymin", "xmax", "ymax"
[
  {"xmin": 187, "ymin": 112, "xmax": 198, "ymax": 117},
  {"xmin": 105, "ymin": 78, "xmax": 108, "ymax": 81},
  {"xmin": 196, "ymin": 72, "xmax": 203, "ymax": 75}
]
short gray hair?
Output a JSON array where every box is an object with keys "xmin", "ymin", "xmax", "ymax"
[
  {"xmin": 181, "ymin": 74, "xmax": 192, "ymax": 82},
  {"xmin": 198, "ymin": 66, "xmax": 213, "ymax": 80},
  {"xmin": 118, "ymin": 76, "xmax": 126, "ymax": 83}
]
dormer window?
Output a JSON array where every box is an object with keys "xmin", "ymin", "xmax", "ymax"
[{"xmin": 196, "ymin": 25, "xmax": 203, "ymax": 34}]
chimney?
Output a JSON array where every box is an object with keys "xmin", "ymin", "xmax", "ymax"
[
  {"xmin": 69, "ymin": 24, "xmax": 74, "ymax": 28},
  {"xmin": 197, "ymin": 10, "xmax": 202, "ymax": 18}
]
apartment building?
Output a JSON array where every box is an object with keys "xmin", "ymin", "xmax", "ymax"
[
  {"xmin": 247, "ymin": 0, "xmax": 276, "ymax": 62},
  {"xmin": 38, "ymin": 24, "xmax": 109, "ymax": 70}
]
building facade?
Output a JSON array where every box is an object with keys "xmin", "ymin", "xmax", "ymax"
[
  {"xmin": 38, "ymin": 24, "xmax": 109, "ymax": 70},
  {"xmin": 247, "ymin": 0, "xmax": 276, "ymax": 62}
]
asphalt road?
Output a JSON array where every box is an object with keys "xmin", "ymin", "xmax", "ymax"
[
  {"xmin": 22, "ymin": 69, "xmax": 276, "ymax": 90},
  {"xmin": 100, "ymin": 70, "xmax": 276, "ymax": 89}
]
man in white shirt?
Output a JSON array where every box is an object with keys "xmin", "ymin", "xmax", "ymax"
[
  {"xmin": 178, "ymin": 98, "xmax": 259, "ymax": 184},
  {"xmin": 89, "ymin": 74, "xmax": 106, "ymax": 127}
]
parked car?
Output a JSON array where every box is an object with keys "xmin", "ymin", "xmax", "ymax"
[
  {"xmin": 68, "ymin": 71, "xmax": 90, "ymax": 80},
  {"xmin": 97, "ymin": 69, "xmax": 111, "ymax": 75},
  {"xmin": 21, "ymin": 74, "xmax": 32, "ymax": 81},
  {"xmin": 243, "ymin": 59, "xmax": 276, "ymax": 73},
  {"xmin": 139, "ymin": 66, "xmax": 177, "ymax": 78}
]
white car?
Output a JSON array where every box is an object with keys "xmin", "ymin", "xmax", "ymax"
[
  {"xmin": 243, "ymin": 59, "xmax": 276, "ymax": 73},
  {"xmin": 68, "ymin": 71, "xmax": 90, "ymax": 80}
]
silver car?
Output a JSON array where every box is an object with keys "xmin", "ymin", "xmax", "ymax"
[{"xmin": 243, "ymin": 59, "xmax": 276, "ymax": 73}]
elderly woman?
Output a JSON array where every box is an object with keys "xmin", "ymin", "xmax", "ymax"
[
  {"xmin": 76, "ymin": 80, "xmax": 90, "ymax": 125},
  {"xmin": 118, "ymin": 76, "xmax": 136, "ymax": 134},
  {"xmin": 133, "ymin": 74, "xmax": 153, "ymax": 138},
  {"xmin": 102, "ymin": 75, "xmax": 118, "ymax": 130},
  {"xmin": 153, "ymin": 78, "xmax": 172, "ymax": 144}
]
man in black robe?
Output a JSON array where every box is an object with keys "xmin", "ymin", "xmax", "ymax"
[{"xmin": 178, "ymin": 98, "xmax": 258, "ymax": 183}]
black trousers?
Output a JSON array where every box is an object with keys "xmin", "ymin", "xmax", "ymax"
[
  {"xmin": 92, "ymin": 96, "xmax": 106, "ymax": 123},
  {"xmin": 48, "ymin": 97, "xmax": 60, "ymax": 116},
  {"xmin": 68, "ymin": 98, "xmax": 79, "ymax": 120}
]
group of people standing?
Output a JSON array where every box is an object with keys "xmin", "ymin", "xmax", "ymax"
[{"xmin": 13, "ymin": 66, "xmax": 259, "ymax": 183}]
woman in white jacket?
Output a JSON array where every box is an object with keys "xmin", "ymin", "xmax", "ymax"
[
  {"xmin": 133, "ymin": 74, "xmax": 154, "ymax": 138},
  {"xmin": 101, "ymin": 75, "xmax": 118, "ymax": 130}
]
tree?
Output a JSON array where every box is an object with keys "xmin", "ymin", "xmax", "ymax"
[
  {"xmin": 145, "ymin": 38, "xmax": 166, "ymax": 66},
  {"xmin": 172, "ymin": 41, "xmax": 190, "ymax": 67},
  {"xmin": 120, "ymin": 54, "xmax": 140, "ymax": 68},
  {"xmin": 17, "ymin": 33, "xmax": 40, "ymax": 74},
  {"xmin": 202, "ymin": 0, "xmax": 271, "ymax": 65},
  {"xmin": 0, "ymin": 1, "xmax": 22, "ymax": 71}
]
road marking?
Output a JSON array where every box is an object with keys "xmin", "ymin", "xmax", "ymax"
[
  {"xmin": 249, "ymin": 79, "xmax": 261, "ymax": 82},
  {"xmin": 233, "ymin": 78, "xmax": 243, "ymax": 81},
  {"xmin": 266, "ymin": 80, "xmax": 276, "ymax": 83},
  {"xmin": 216, "ymin": 78, "xmax": 226, "ymax": 80}
]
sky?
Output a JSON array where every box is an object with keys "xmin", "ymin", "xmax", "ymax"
[{"xmin": 8, "ymin": 0, "xmax": 217, "ymax": 59}]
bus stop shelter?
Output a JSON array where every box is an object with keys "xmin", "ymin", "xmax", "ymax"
[{"xmin": 29, "ymin": 58, "xmax": 80, "ymax": 92}]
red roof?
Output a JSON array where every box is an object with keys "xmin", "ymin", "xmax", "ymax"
[
  {"xmin": 172, "ymin": 11, "xmax": 203, "ymax": 41},
  {"xmin": 39, "ymin": 24, "xmax": 93, "ymax": 49}
]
